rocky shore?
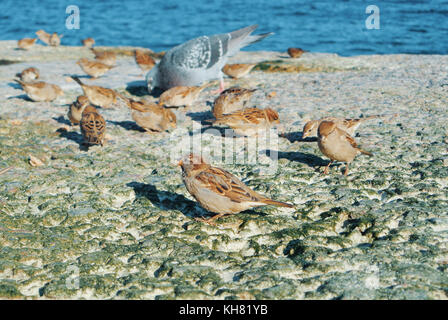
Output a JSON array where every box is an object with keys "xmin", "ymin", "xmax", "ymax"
[{"xmin": 0, "ymin": 40, "xmax": 447, "ymax": 299}]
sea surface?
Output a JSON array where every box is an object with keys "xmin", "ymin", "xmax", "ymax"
[{"xmin": 1, "ymin": 0, "xmax": 447, "ymax": 56}]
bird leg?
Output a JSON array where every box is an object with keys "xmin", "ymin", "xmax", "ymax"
[
  {"xmin": 194, "ymin": 212, "xmax": 227, "ymax": 225},
  {"xmin": 344, "ymin": 162, "xmax": 350, "ymax": 176},
  {"xmin": 323, "ymin": 160, "xmax": 333, "ymax": 174},
  {"xmin": 211, "ymin": 78, "xmax": 226, "ymax": 95}
]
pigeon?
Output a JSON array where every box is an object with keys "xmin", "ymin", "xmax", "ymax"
[{"xmin": 146, "ymin": 25, "xmax": 273, "ymax": 93}]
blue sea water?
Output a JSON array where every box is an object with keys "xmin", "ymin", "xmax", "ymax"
[{"xmin": 1, "ymin": 0, "xmax": 447, "ymax": 56}]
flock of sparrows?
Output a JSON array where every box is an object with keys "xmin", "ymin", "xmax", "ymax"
[{"xmin": 13, "ymin": 29, "xmax": 390, "ymax": 223}]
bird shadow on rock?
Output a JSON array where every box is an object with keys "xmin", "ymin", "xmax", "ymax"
[
  {"xmin": 6, "ymin": 94, "xmax": 32, "ymax": 102},
  {"xmin": 108, "ymin": 120, "xmax": 145, "ymax": 132},
  {"xmin": 126, "ymin": 81, "xmax": 151, "ymax": 97},
  {"xmin": 264, "ymin": 149, "xmax": 328, "ymax": 168},
  {"xmin": 64, "ymin": 73, "xmax": 90, "ymax": 79},
  {"xmin": 280, "ymin": 131, "xmax": 317, "ymax": 143},
  {"xmin": 127, "ymin": 182, "xmax": 204, "ymax": 219},
  {"xmin": 55, "ymin": 128, "xmax": 89, "ymax": 151},
  {"xmin": 186, "ymin": 110, "xmax": 214, "ymax": 124},
  {"xmin": 52, "ymin": 116, "xmax": 72, "ymax": 126}
]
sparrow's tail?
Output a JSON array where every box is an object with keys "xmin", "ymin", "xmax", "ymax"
[
  {"xmin": 262, "ymin": 199, "xmax": 294, "ymax": 208},
  {"xmin": 359, "ymin": 148, "xmax": 373, "ymax": 156},
  {"xmin": 71, "ymin": 76, "xmax": 84, "ymax": 87}
]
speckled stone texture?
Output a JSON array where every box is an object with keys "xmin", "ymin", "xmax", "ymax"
[{"xmin": 0, "ymin": 40, "xmax": 447, "ymax": 299}]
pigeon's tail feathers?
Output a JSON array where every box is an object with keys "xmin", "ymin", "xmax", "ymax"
[
  {"xmin": 228, "ymin": 25, "xmax": 273, "ymax": 55},
  {"xmin": 240, "ymin": 32, "xmax": 274, "ymax": 48}
]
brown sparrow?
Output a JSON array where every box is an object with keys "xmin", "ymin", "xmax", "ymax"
[
  {"xmin": 125, "ymin": 98, "xmax": 176, "ymax": 132},
  {"xmin": 80, "ymin": 105, "xmax": 106, "ymax": 146},
  {"xmin": 82, "ymin": 38, "xmax": 95, "ymax": 48},
  {"xmin": 68, "ymin": 95, "xmax": 90, "ymax": 125},
  {"xmin": 159, "ymin": 84, "xmax": 208, "ymax": 108},
  {"xmin": 212, "ymin": 87, "xmax": 256, "ymax": 119},
  {"xmin": 14, "ymin": 79, "xmax": 64, "ymax": 102},
  {"xmin": 17, "ymin": 38, "xmax": 37, "ymax": 50},
  {"xmin": 35, "ymin": 30, "xmax": 51, "ymax": 45},
  {"xmin": 135, "ymin": 49, "xmax": 156, "ymax": 73},
  {"xmin": 90, "ymin": 48, "xmax": 117, "ymax": 67},
  {"xmin": 317, "ymin": 121, "xmax": 372, "ymax": 176},
  {"xmin": 222, "ymin": 63, "xmax": 257, "ymax": 79},
  {"xmin": 77, "ymin": 58, "xmax": 114, "ymax": 79},
  {"xmin": 287, "ymin": 47, "xmax": 305, "ymax": 58},
  {"xmin": 49, "ymin": 33, "xmax": 63, "ymax": 46},
  {"xmin": 17, "ymin": 67, "xmax": 40, "ymax": 82},
  {"xmin": 212, "ymin": 107, "xmax": 280, "ymax": 136},
  {"xmin": 302, "ymin": 115, "xmax": 386, "ymax": 139},
  {"xmin": 179, "ymin": 153, "xmax": 293, "ymax": 223},
  {"xmin": 71, "ymin": 76, "xmax": 120, "ymax": 108}
]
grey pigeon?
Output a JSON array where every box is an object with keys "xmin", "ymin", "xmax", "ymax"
[{"xmin": 146, "ymin": 25, "xmax": 273, "ymax": 92}]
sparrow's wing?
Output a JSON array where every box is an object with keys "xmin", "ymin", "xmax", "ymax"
[{"xmin": 194, "ymin": 166, "xmax": 262, "ymax": 203}]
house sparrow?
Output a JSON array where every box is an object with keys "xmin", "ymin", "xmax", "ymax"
[
  {"xmin": 212, "ymin": 107, "xmax": 280, "ymax": 136},
  {"xmin": 17, "ymin": 67, "xmax": 39, "ymax": 82},
  {"xmin": 82, "ymin": 38, "xmax": 95, "ymax": 48},
  {"xmin": 71, "ymin": 76, "xmax": 120, "ymax": 108},
  {"xmin": 125, "ymin": 98, "xmax": 176, "ymax": 132},
  {"xmin": 17, "ymin": 38, "xmax": 37, "ymax": 50},
  {"xmin": 77, "ymin": 58, "xmax": 114, "ymax": 79},
  {"xmin": 68, "ymin": 95, "xmax": 90, "ymax": 125},
  {"xmin": 14, "ymin": 79, "xmax": 64, "ymax": 102},
  {"xmin": 317, "ymin": 120, "xmax": 372, "ymax": 176},
  {"xmin": 222, "ymin": 63, "xmax": 257, "ymax": 79},
  {"xmin": 35, "ymin": 30, "xmax": 51, "ymax": 45},
  {"xmin": 287, "ymin": 47, "xmax": 305, "ymax": 58},
  {"xmin": 90, "ymin": 48, "xmax": 116, "ymax": 67},
  {"xmin": 135, "ymin": 49, "xmax": 156, "ymax": 73},
  {"xmin": 179, "ymin": 153, "xmax": 293, "ymax": 223},
  {"xmin": 49, "ymin": 33, "xmax": 63, "ymax": 46},
  {"xmin": 302, "ymin": 115, "xmax": 387, "ymax": 139},
  {"xmin": 158, "ymin": 84, "xmax": 208, "ymax": 108},
  {"xmin": 80, "ymin": 105, "xmax": 106, "ymax": 146},
  {"xmin": 212, "ymin": 87, "xmax": 256, "ymax": 119}
]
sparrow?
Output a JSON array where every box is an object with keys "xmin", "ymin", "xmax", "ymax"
[
  {"xmin": 71, "ymin": 76, "xmax": 120, "ymax": 108},
  {"xmin": 49, "ymin": 33, "xmax": 63, "ymax": 46},
  {"xmin": 158, "ymin": 83, "xmax": 208, "ymax": 108},
  {"xmin": 17, "ymin": 38, "xmax": 37, "ymax": 50},
  {"xmin": 302, "ymin": 115, "xmax": 389, "ymax": 139},
  {"xmin": 17, "ymin": 67, "xmax": 40, "ymax": 82},
  {"xmin": 90, "ymin": 48, "xmax": 116, "ymax": 67},
  {"xmin": 212, "ymin": 87, "xmax": 256, "ymax": 119},
  {"xmin": 135, "ymin": 49, "xmax": 156, "ymax": 73},
  {"xmin": 317, "ymin": 120, "xmax": 372, "ymax": 176},
  {"xmin": 287, "ymin": 47, "xmax": 305, "ymax": 58},
  {"xmin": 82, "ymin": 38, "xmax": 95, "ymax": 48},
  {"xmin": 222, "ymin": 63, "xmax": 257, "ymax": 79},
  {"xmin": 179, "ymin": 153, "xmax": 293, "ymax": 223},
  {"xmin": 80, "ymin": 105, "xmax": 106, "ymax": 146},
  {"xmin": 76, "ymin": 58, "xmax": 114, "ymax": 79},
  {"xmin": 14, "ymin": 79, "xmax": 64, "ymax": 102},
  {"xmin": 68, "ymin": 95, "xmax": 90, "ymax": 125},
  {"xmin": 125, "ymin": 98, "xmax": 177, "ymax": 132},
  {"xmin": 35, "ymin": 30, "xmax": 51, "ymax": 45},
  {"xmin": 212, "ymin": 107, "xmax": 280, "ymax": 136}
]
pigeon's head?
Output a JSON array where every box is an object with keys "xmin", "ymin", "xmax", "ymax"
[{"xmin": 146, "ymin": 66, "xmax": 159, "ymax": 93}]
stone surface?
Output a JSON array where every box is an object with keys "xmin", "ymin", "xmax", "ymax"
[{"xmin": 0, "ymin": 41, "xmax": 447, "ymax": 299}]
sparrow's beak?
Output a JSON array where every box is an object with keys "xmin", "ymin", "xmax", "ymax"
[{"xmin": 302, "ymin": 132, "xmax": 309, "ymax": 139}]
